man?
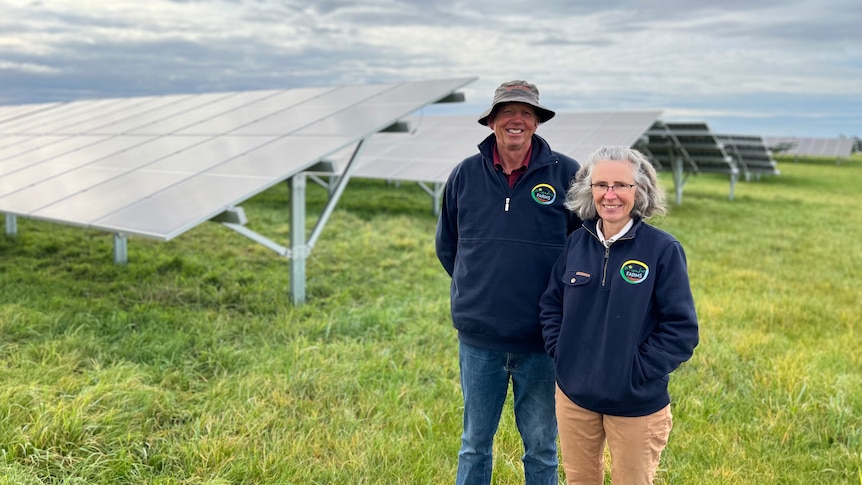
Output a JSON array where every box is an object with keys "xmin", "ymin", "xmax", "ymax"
[{"xmin": 436, "ymin": 80, "xmax": 582, "ymax": 485}]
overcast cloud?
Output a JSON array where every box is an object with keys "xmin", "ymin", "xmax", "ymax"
[{"xmin": 0, "ymin": 0, "xmax": 859, "ymax": 137}]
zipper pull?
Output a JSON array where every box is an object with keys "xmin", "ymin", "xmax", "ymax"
[{"xmin": 504, "ymin": 197, "xmax": 510, "ymax": 212}]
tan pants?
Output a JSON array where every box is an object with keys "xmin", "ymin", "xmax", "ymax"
[{"xmin": 555, "ymin": 385, "xmax": 672, "ymax": 485}]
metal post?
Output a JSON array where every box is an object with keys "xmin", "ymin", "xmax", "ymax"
[
  {"xmin": 433, "ymin": 182, "xmax": 444, "ymax": 216},
  {"xmin": 5, "ymin": 214, "xmax": 17, "ymax": 236},
  {"xmin": 289, "ymin": 173, "xmax": 308, "ymax": 305},
  {"xmin": 671, "ymin": 156, "xmax": 684, "ymax": 205},
  {"xmin": 113, "ymin": 233, "xmax": 128, "ymax": 264}
]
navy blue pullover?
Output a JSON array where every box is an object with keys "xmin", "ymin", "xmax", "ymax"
[
  {"xmin": 436, "ymin": 133, "xmax": 580, "ymax": 353},
  {"xmin": 540, "ymin": 219, "xmax": 699, "ymax": 416}
]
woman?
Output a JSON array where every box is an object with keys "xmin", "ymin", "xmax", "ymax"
[{"xmin": 539, "ymin": 146, "xmax": 699, "ymax": 485}]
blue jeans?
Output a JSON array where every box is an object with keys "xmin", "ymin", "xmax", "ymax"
[{"xmin": 456, "ymin": 341, "xmax": 558, "ymax": 485}]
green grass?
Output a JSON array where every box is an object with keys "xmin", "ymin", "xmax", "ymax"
[{"xmin": 1, "ymin": 154, "xmax": 861, "ymax": 484}]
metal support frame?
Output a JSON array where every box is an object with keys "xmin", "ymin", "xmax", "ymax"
[
  {"xmin": 4, "ymin": 217, "xmax": 126, "ymax": 265},
  {"xmin": 645, "ymin": 124, "xmax": 697, "ymax": 206},
  {"xmin": 113, "ymin": 233, "xmax": 128, "ymax": 264},
  {"xmin": 291, "ymin": 138, "xmax": 366, "ymax": 304},
  {"xmin": 728, "ymin": 170, "xmax": 738, "ymax": 201},
  {"xmin": 290, "ymin": 174, "xmax": 308, "ymax": 304},
  {"xmin": 416, "ymin": 181, "xmax": 445, "ymax": 216},
  {"xmin": 307, "ymin": 140, "xmax": 366, "ymax": 251},
  {"xmin": 648, "ymin": 124, "xmax": 743, "ymax": 204},
  {"xmin": 0, "ymin": 80, "xmax": 475, "ymax": 310},
  {"xmin": 219, "ymin": 139, "xmax": 368, "ymax": 305},
  {"xmin": 669, "ymin": 155, "xmax": 685, "ymax": 206},
  {"xmin": 5, "ymin": 214, "xmax": 17, "ymax": 236}
]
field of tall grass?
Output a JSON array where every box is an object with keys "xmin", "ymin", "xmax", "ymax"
[{"xmin": 0, "ymin": 154, "xmax": 860, "ymax": 484}]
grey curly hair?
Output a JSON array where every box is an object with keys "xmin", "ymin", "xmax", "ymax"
[{"xmin": 565, "ymin": 146, "xmax": 667, "ymax": 221}]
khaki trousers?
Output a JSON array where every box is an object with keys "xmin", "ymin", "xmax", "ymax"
[{"xmin": 555, "ymin": 385, "xmax": 672, "ymax": 485}]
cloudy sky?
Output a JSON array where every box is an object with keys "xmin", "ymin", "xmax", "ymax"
[{"xmin": 0, "ymin": 0, "xmax": 859, "ymax": 138}]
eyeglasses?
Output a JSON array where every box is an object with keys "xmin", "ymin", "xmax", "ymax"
[{"xmin": 590, "ymin": 183, "xmax": 636, "ymax": 194}]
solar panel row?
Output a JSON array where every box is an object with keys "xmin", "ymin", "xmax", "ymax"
[
  {"xmin": 325, "ymin": 110, "xmax": 661, "ymax": 180},
  {"xmin": 1, "ymin": 79, "xmax": 847, "ymax": 303},
  {"xmin": 0, "ymin": 77, "xmax": 477, "ymax": 303},
  {"xmin": 0, "ymin": 78, "xmax": 476, "ymax": 241},
  {"xmin": 322, "ymin": 115, "xmax": 780, "ymax": 207},
  {"xmin": 716, "ymin": 134, "xmax": 781, "ymax": 181},
  {"xmin": 763, "ymin": 136, "xmax": 855, "ymax": 160},
  {"xmin": 310, "ymin": 111, "xmax": 663, "ymax": 212}
]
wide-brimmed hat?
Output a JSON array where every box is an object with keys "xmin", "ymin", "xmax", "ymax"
[{"xmin": 477, "ymin": 80, "xmax": 556, "ymax": 126}]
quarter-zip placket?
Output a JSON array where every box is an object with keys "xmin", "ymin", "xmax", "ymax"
[
  {"xmin": 601, "ymin": 245, "xmax": 611, "ymax": 286},
  {"xmin": 489, "ymin": 159, "xmax": 513, "ymax": 212}
]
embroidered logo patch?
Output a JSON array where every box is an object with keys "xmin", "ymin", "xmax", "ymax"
[
  {"xmin": 531, "ymin": 184, "xmax": 556, "ymax": 205},
  {"xmin": 620, "ymin": 260, "xmax": 649, "ymax": 284}
]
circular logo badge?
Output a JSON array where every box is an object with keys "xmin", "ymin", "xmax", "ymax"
[
  {"xmin": 620, "ymin": 260, "xmax": 649, "ymax": 284},
  {"xmin": 531, "ymin": 184, "xmax": 556, "ymax": 205}
]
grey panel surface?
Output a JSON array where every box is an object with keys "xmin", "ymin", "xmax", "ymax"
[
  {"xmin": 93, "ymin": 174, "xmax": 276, "ymax": 239},
  {"xmin": 763, "ymin": 136, "xmax": 855, "ymax": 158},
  {"xmin": 209, "ymin": 136, "xmax": 353, "ymax": 178},
  {"xmin": 0, "ymin": 135, "xmax": 33, "ymax": 150},
  {"xmin": 175, "ymin": 88, "xmax": 331, "ymax": 135},
  {"xmin": 0, "ymin": 136, "xmax": 72, "ymax": 162},
  {"xmin": 3, "ymin": 136, "xmax": 139, "ymax": 168},
  {"xmin": 1, "ymin": 166, "xmax": 159, "ymax": 215},
  {"xmin": 11, "ymin": 98, "xmax": 157, "ymax": 134},
  {"xmin": 0, "ymin": 165, "xmax": 125, "ymax": 206},
  {"xmin": 141, "ymin": 136, "xmax": 280, "ymax": 174},
  {"xmin": 89, "ymin": 136, "xmax": 211, "ymax": 170},
  {"xmin": 95, "ymin": 92, "xmax": 236, "ymax": 135},
  {"xmin": 0, "ymin": 77, "xmax": 477, "ymax": 240},
  {"xmin": 50, "ymin": 96, "xmax": 196, "ymax": 135},
  {"xmin": 322, "ymin": 111, "xmax": 663, "ymax": 183},
  {"xmin": 31, "ymin": 170, "xmax": 194, "ymax": 224},
  {"xmin": 0, "ymin": 103, "xmax": 61, "ymax": 127},
  {"xmin": 132, "ymin": 90, "xmax": 283, "ymax": 135},
  {"xmin": 0, "ymin": 137, "xmax": 158, "ymax": 190}
]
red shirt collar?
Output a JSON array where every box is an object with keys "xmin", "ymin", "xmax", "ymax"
[{"xmin": 494, "ymin": 144, "xmax": 532, "ymax": 188}]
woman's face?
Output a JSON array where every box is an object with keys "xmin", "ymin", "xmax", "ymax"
[{"xmin": 590, "ymin": 159, "xmax": 636, "ymax": 227}]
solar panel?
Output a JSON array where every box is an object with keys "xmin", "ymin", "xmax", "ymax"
[
  {"xmin": 0, "ymin": 77, "xmax": 477, "ymax": 304},
  {"xmin": 763, "ymin": 136, "xmax": 855, "ymax": 161},
  {"xmin": 716, "ymin": 134, "xmax": 780, "ymax": 180},
  {"xmin": 319, "ymin": 111, "xmax": 663, "ymax": 211},
  {"xmin": 0, "ymin": 78, "xmax": 475, "ymax": 240},
  {"xmin": 637, "ymin": 121, "xmax": 738, "ymax": 203},
  {"xmin": 0, "ymin": 102, "xmax": 63, "ymax": 128}
]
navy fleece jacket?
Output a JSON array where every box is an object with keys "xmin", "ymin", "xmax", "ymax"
[
  {"xmin": 540, "ymin": 219, "xmax": 699, "ymax": 416},
  {"xmin": 436, "ymin": 133, "xmax": 581, "ymax": 353}
]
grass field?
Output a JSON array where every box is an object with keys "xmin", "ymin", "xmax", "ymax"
[{"xmin": 1, "ymin": 154, "xmax": 860, "ymax": 484}]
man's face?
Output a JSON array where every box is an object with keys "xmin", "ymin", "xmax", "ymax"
[{"xmin": 488, "ymin": 102, "xmax": 538, "ymax": 151}]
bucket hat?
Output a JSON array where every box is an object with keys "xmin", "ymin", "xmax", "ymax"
[{"xmin": 477, "ymin": 80, "xmax": 555, "ymax": 126}]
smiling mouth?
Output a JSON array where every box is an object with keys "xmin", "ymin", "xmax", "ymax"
[{"xmin": 506, "ymin": 128, "xmax": 523, "ymax": 134}]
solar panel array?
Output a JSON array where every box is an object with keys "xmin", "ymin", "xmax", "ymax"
[
  {"xmin": 4, "ymin": 79, "xmax": 832, "ymax": 302},
  {"xmin": 322, "ymin": 110, "xmax": 662, "ymax": 181},
  {"xmin": 0, "ymin": 77, "xmax": 476, "ymax": 241},
  {"xmin": 716, "ymin": 134, "xmax": 780, "ymax": 180},
  {"xmin": 630, "ymin": 122, "xmax": 736, "ymax": 202},
  {"xmin": 319, "ymin": 113, "xmax": 794, "ymax": 207},
  {"xmin": 310, "ymin": 111, "xmax": 662, "ymax": 213},
  {"xmin": 639, "ymin": 122, "xmax": 735, "ymax": 175},
  {"xmin": 762, "ymin": 136, "xmax": 856, "ymax": 159}
]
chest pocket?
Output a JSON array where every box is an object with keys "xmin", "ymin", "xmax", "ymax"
[{"xmin": 563, "ymin": 270, "xmax": 592, "ymax": 287}]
